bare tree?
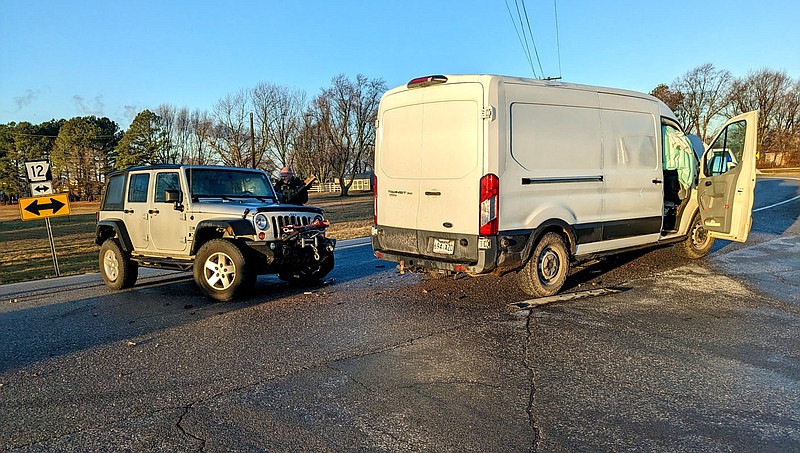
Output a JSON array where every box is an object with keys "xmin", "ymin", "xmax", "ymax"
[
  {"xmin": 315, "ymin": 74, "xmax": 385, "ymax": 196},
  {"xmin": 251, "ymin": 82, "xmax": 306, "ymax": 171},
  {"xmin": 673, "ymin": 63, "xmax": 733, "ymax": 141},
  {"xmin": 729, "ymin": 68, "xmax": 794, "ymax": 158},
  {"xmin": 208, "ymin": 91, "xmax": 251, "ymax": 167},
  {"xmin": 293, "ymin": 110, "xmax": 335, "ymax": 185},
  {"xmin": 154, "ymin": 104, "xmax": 179, "ymax": 163},
  {"xmin": 189, "ymin": 109, "xmax": 214, "ymax": 165},
  {"xmin": 650, "ymin": 84, "xmax": 684, "ymax": 118},
  {"xmin": 173, "ymin": 107, "xmax": 192, "ymax": 164}
]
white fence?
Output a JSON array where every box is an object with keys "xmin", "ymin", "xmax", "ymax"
[{"xmin": 309, "ymin": 178, "xmax": 372, "ymax": 193}]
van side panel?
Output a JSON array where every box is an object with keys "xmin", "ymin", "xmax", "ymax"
[
  {"xmin": 598, "ymin": 94, "xmax": 663, "ymax": 248},
  {"xmin": 502, "ymin": 84, "xmax": 603, "ymax": 243}
]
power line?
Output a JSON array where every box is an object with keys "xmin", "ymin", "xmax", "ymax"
[
  {"xmin": 520, "ymin": 0, "xmax": 545, "ymax": 78},
  {"xmin": 505, "ymin": 0, "xmax": 537, "ymax": 78},
  {"xmin": 554, "ymin": 0, "xmax": 562, "ymax": 79}
]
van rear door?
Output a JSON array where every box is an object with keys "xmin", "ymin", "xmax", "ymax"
[
  {"xmin": 376, "ymin": 80, "xmax": 485, "ymax": 257},
  {"xmin": 697, "ymin": 110, "xmax": 759, "ymax": 242},
  {"xmin": 415, "ymin": 83, "xmax": 484, "ymax": 236}
]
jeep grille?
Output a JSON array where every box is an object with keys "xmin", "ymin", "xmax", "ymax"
[{"xmin": 271, "ymin": 215, "xmax": 312, "ymax": 237}]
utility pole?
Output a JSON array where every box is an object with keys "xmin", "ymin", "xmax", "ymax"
[{"xmin": 250, "ymin": 112, "xmax": 256, "ymax": 169}]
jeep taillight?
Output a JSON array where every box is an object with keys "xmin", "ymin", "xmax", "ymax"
[{"xmin": 479, "ymin": 173, "xmax": 499, "ymax": 236}]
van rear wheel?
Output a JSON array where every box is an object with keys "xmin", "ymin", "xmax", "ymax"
[{"xmin": 517, "ymin": 232, "xmax": 569, "ymax": 297}]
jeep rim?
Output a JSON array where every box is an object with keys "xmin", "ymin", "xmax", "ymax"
[
  {"xmin": 203, "ymin": 252, "xmax": 237, "ymax": 290},
  {"xmin": 103, "ymin": 249, "xmax": 119, "ymax": 281}
]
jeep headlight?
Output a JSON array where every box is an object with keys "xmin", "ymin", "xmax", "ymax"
[
  {"xmin": 313, "ymin": 214, "xmax": 323, "ymax": 222},
  {"xmin": 254, "ymin": 214, "xmax": 269, "ymax": 230}
]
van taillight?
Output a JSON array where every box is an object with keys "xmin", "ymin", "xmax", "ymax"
[
  {"xmin": 479, "ymin": 174, "xmax": 499, "ymax": 236},
  {"xmin": 407, "ymin": 75, "xmax": 447, "ymax": 89},
  {"xmin": 373, "ymin": 175, "xmax": 378, "ymax": 225}
]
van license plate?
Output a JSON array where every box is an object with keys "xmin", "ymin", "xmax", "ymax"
[{"xmin": 433, "ymin": 238, "xmax": 454, "ymax": 255}]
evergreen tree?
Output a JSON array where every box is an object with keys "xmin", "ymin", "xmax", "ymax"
[{"xmin": 115, "ymin": 109, "xmax": 171, "ymax": 168}]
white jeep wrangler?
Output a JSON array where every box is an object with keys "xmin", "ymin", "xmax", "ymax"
[{"xmin": 95, "ymin": 165, "xmax": 335, "ymax": 301}]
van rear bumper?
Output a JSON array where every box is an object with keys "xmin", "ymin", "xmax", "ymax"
[{"xmin": 371, "ymin": 225, "xmax": 533, "ymax": 275}]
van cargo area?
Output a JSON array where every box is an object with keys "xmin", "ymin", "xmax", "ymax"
[{"xmin": 372, "ymin": 74, "xmax": 758, "ymax": 297}]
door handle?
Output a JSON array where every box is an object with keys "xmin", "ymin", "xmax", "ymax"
[
  {"xmin": 148, "ymin": 209, "xmax": 159, "ymax": 214},
  {"xmin": 652, "ymin": 179, "xmax": 662, "ymax": 184},
  {"xmin": 424, "ymin": 191, "xmax": 441, "ymax": 196},
  {"xmin": 124, "ymin": 209, "xmax": 134, "ymax": 214}
]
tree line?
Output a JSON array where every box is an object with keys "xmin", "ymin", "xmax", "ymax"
[
  {"xmin": 2, "ymin": 65, "xmax": 798, "ymax": 202},
  {"xmin": 651, "ymin": 64, "xmax": 800, "ymax": 168},
  {"xmin": 0, "ymin": 73, "xmax": 386, "ymax": 200}
]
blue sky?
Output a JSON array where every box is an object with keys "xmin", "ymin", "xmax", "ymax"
[{"xmin": 1, "ymin": 0, "xmax": 798, "ymax": 129}]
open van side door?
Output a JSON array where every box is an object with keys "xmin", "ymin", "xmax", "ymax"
[{"xmin": 697, "ymin": 110, "xmax": 759, "ymax": 242}]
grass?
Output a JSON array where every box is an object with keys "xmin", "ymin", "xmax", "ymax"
[{"xmin": 0, "ymin": 191, "xmax": 374, "ymax": 285}]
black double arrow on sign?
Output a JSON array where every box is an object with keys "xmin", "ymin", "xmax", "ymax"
[{"xmin": 24, "ymin": 197, "xmax": 66, "ymax": 216}]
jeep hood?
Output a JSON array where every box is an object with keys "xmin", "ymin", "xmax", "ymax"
[{"xmin": 191, "ymin": 199, "xmax": 323, "ymax": 216}]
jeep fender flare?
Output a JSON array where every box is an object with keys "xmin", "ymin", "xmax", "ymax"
[
  {"xmin": 191, "ymin": 219, "xmax": 256, "ymax": 255},
  {"xmin": 96, "ymin": 219, "xmax": 134, "ymax": 252}
]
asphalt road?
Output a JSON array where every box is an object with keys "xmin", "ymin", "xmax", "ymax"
[{"xmin": 0, "ymin": 176, "xmax": 798, "ymax": 452}]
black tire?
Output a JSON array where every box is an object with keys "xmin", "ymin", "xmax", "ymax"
[
  {"xmin": 99, "ymin": 238, "xmax": 138, "ymax": 290},
  {"xmin": 279, "ymin": 254, "xmax": 334, "ymax": 285},
  {"xmin": 675, "ymin": 212, "xmax": 715, "ymax": 259},
  {"xmin": 517, "ymin": 232, "xmax": 570, "ymax": 297},
  {"xmin": 193, "ymin": 239, "xmax": 252, "ymax": 302}
]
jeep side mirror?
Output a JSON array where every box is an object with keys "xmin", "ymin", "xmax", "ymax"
[{"xmin": 165, "ymin": 190, "xmax": 184, "ymax": 211}]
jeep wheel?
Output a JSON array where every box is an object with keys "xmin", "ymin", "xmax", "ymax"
[
  {"xmin": 279, "ymin": 254, "xmax": 334, "ymax": 285},
  {"xmin": 193, "ymin": 239, "xmax": 252, "ymax": 302},
  {"xmin": 99, "ymin": 238, "xmax": 138, "ymax": 290},
  {"xmin": 517, "ymin": 232, "xmax": 569, "ymax": 297},
  {"xmin": 675, "ymin": 212, "xmax": 715, "ymax": 259}
]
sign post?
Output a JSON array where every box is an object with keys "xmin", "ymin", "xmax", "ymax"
[
  {"xmin": 19, "ymin": 194, "xmax": 71, "ymax": 277},
  {"xmin": 21, "ymin": 160, "xmax": 64, "ymax": 277}
]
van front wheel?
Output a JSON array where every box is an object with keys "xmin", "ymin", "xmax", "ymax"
[
  {"xmin": 517, "ymin": 232, "xmax": 569, "ymax": 297},
  {"xmin": 675, "ymin": 213, "xmax": 715, "ymax": 259}
]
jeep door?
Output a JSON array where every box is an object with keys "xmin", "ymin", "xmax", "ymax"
[
  {"xmin": 149, "ymin": 171, "xmax": 187, "ymax": 252},
  {"xmin": 697, "ymin": 110, "xmax": 759, "ymax": 242},
  {"xmin": 125, "ymin": 171, "xmax": 151, "ymax": 250}
]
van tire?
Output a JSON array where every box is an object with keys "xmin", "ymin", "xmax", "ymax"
[
  {"xmin": 675, "ymin": 213, "xmax": 715, "ymax": 259},
  {"xmin": 517, "ymin": 232, "xmax": 569, "ymax": 297}
]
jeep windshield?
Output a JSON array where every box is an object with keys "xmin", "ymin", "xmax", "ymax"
[{"xmin": 187, "ymin": 168, "xmax": 277, "ymax": 200}]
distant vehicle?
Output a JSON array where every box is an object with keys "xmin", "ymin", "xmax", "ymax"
[
  {"xmin": 372, "ymin": 74, "xmax": 758, "ymax": 297},
  {"xmin": 96, "ymin": 165, "xmax": 336, "ymax": 301}
]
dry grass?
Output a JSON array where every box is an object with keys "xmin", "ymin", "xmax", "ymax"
[{"xmin": 0, "ymin": 191, "xmax": 373, "ymax": 285}]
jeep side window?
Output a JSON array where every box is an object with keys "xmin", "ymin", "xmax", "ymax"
[
  {"xmin": 154, "ymin": 172, "xmax": 181, "ymax": 202},
  {"xmin": 128, "ymin": 173, "xmax": 150, "ymax": 203},
  {"xmin": 102, "ymin": 174, "xmax": 126, "ymax": 210}
]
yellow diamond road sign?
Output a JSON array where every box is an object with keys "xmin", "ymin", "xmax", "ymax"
[{"xmin": 19, "ymin": 194, "xmax": 71, "ymax": 221}]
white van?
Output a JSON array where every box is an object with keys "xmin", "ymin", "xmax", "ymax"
[{"xmin": 371, "ymin": 74, "xmax": 758, "ymax": 297}]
